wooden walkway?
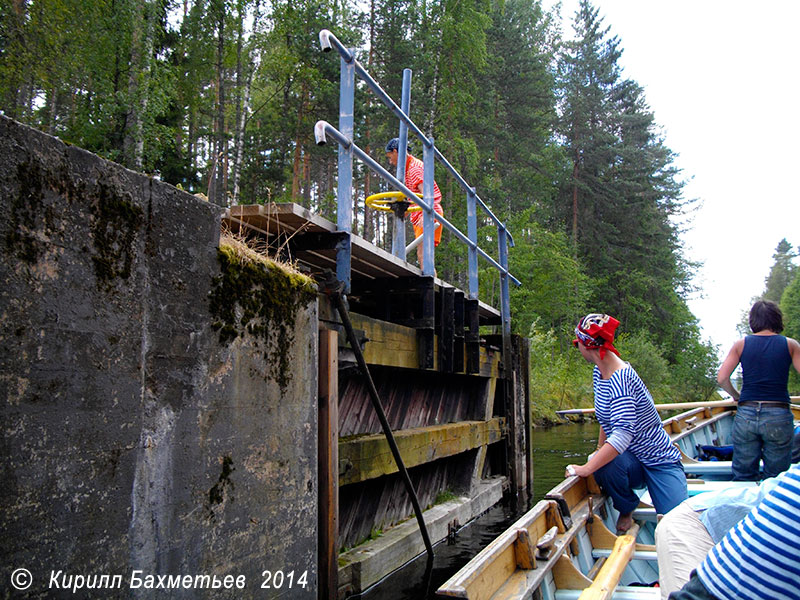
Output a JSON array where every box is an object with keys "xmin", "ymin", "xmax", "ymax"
[{"xmin": 223, "ymin": 203, "xmax": 501, "ymax": 324}]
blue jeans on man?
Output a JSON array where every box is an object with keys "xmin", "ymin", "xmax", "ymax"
[
  {"xmin": 668, "ymin": 571, "xmax": 717, "ymax": 600},
  {"xmin": 732, "ymin": 404, "xmax": 793, "ymax": 481},
  {"xmin": 594, "ymin": 450, "xmax": 687, "ymax": 516}
]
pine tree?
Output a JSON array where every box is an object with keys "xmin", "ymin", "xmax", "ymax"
[
  {"xmin": 555, "ymin": 0, "xmax": 698, "ymax": 361},
  {"xmin": 763, "ymin": 238, "xmax": 797, "ymax": 303}
]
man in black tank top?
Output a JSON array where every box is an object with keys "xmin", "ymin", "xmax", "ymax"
[{"xmin": 717, "ymin": 300, "xmax": 800, "ymax": 480}]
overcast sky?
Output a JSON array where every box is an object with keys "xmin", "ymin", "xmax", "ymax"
[{"xmin": 545, "ymin": 0, "xmax": 800, "ymax": 354}]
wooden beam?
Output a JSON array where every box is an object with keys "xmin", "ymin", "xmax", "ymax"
[
  {"xmin": 465, "ymin": 298, "xmax": 480, "ymax": 374},
  {"xmin": 440, "ymin": 286, "xmax": 455, "ymax": 373},
  {"xmin": 419, "ymin": 277, "xmax": 435, "ymax": 369},
  {"xmin": 347, "ymin": 312, "xmax": 500, "ymax": 377},
  {"xmin": 514, "ymin": 529, "xmax": 537, "ymax": 570},
  {"xmin": 339, "ymin": 418, "xmax": 506, "ymax": 485},
  {"xmin": 318, "ymin": 327, "xmax": 339, "ymax": 600},
  {"xmin": 454, "ymin": 291, "xmax": 465, "ymax": 373}
]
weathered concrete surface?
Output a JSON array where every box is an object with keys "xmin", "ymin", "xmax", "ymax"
[{"xmin": 0, "ymin": 116, "xmax": 318, "ymax": 598}]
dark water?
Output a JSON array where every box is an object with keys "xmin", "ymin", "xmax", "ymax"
[{"xmin": 354, "ymin": 421, "xmax": 600, "ymax": 600}]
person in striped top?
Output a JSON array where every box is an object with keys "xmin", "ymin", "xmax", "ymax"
[
  {"xmin": 385, "ymin": 138, "xmax": 443, "ymax": 270},
  {"xmin": 669, "ymin": 463, "xmax": 800, "ymax": 600},
  {"xmin": 565, "ymin": 313, "xmax": 687, "ymax": 533}
]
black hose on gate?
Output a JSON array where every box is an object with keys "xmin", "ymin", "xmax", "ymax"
[{"xmin": 325, "ymin": 279, "xmax": 435, "ymax": 568}]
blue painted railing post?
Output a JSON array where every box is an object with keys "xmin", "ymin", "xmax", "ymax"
[
  {"xmin": 498, "ymin": 225, "xmax": 512, "ymax": 357},
  {"xmin": 392, "ymin": 69, "xmax": 412, "ymax": 258},
  {"xmin": 336, "ymin": 50, "xmax": 355, "ymax": 293},
  {"xmin": 467, "ymin": 187, "xmax": 479, "ymax": 300},
  {"xmin": 421, "ymin": 138, "xmax": 436, "ymax": 277}
]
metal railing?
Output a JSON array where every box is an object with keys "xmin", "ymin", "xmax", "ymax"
[{"xmin": 314, "ymin": 29, "xmax": 520, "ymax": 339}]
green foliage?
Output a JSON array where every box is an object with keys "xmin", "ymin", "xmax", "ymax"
[
  {"xmin": 763, "ymin": 238, "xmax": 797, "ymax": 304},
  {"xmin": 1, "ymin": 0, "xmax": 722, "ymax": 415},
  {"xmin": 528, "ymin": 325, "xmax": 593, "ymax": 422},
  {"xmin": 781, "ymin": 269, "xmax": 800, "ymax": 394},
  {"xmin": 613, "ymin": 332, "xmax": 671, "ymax": 401},
  {"xmin": 434, "ymin": 489, "xmax": 458, "ymax": 505},
  {"xmin": 506, "ymin": 209, "xmax": 590, "ymax": 335}
]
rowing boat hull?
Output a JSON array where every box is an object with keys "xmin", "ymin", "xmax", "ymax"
[{"xmin": 436, "ymin": 403, "xmax": 800, "ymax": 599}]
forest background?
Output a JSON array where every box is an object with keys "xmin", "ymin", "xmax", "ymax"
[{"xmin": 2, "ymin": 0, "xmax": 798, "ymax": 421}]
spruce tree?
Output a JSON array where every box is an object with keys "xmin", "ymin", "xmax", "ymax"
[{"xmin": 763, "ymin": 238, "xmax": 797, "ymax": 303}]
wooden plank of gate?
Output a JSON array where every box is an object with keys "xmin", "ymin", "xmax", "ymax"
[{"xmin": 318, "ymin": 327, "xmax": 339, "ymax": 600}]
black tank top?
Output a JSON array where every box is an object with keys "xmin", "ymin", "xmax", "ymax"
[{"xmin": 739, "ymin": 334, "xmax": 791, "ymax": 403}]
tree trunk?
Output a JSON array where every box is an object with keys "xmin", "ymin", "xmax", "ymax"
[
  {"xmin": 362, "ymin": 0, "xmax": 376, "ymax": 243},
  {"xmin": 291, "ymin": 81, "xmax": 309, "ymax": 205},
  {"xmin": 303, "ymin": 150, "xmax": 311, "ymax": 205},
  {"xmin": 123, "ymin": 0, "xmax": 152, "ymax": 171},
  {"xmin": 571, "ymin": 159, "xmax": 579, "ymax": 257},
  {"xmin": 212, "ymin": 2, "xmax": 227, "ymax": 206},
  {"xmin": 232, "ymin": 2, "xmax": 244, "ymax": 202},
  {"xmin": 232, "ymin": 0, "xmax": 261, "ymax": 205},
  {"xmin": 425, "ymin": 3, "xmax": 444, "ymax": 136}
]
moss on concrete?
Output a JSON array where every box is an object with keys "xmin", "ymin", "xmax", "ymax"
[
  {"xmin": 209, "ymin": 242, "xmax": 316, "ymax": 391},
  {"xmin": 5, "ymin": 159, "xmax": 53, "ymax": 264},
  {"xmin": 5, "ymin": 152, "xmax": 143, "ymax": 290},
  {"xmin": 89, "ymin": 179, "xmax": 143, "ymax": 289}
]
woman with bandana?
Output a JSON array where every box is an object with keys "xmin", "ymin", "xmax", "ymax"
[{"xmin": 565, "ymin": 313, "xmax": 687, "ymax": 533}]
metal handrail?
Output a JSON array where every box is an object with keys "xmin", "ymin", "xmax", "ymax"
[
  {"xmin": 432, "ymin": 147, "xmax": 514, "ymax": 247},
  {"xmin": 317, "ymin": 27, "xmax": 518, "ymax": 345},
  {"xmin": 320, "ymin": 29, "xmax": 514, "ymax": 245},
  {"xmin": 314, "ymin": 121, "xmax": 519, "ymax": 283},
  {"xmin": 319, "ymin": 30, "xmax": 430, "ymax": 149}
]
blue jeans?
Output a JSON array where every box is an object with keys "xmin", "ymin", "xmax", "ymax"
[
  {"xmin": 594, "ymin": 450, "xmax": 687, "ymax": 515},
  {"xmin": 668, "ymin": 571, "xmax": 719, "ymax": 600},
  {"xmin": 732, "ymin": 405, "xmax": 793, "ymax": 481}
]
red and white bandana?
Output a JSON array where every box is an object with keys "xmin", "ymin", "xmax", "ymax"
[{"xmin": 572, "ymin": 313, "xmax": 621, "ymax": 359}]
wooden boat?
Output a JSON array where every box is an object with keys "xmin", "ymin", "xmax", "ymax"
[{"xmin": 436, "ymin": 401, "xmax": 800, "ymax": 600}]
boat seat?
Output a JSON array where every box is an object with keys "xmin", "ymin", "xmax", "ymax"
[
  {"xmin": 683, "ymin": 461, "xmax": 735, "ymax": 476},
  {"xmin": 686, "ymin": 480, "xmax": 756, "ymax": 496},
  {"xmin": 555, "ymin": 587, "xmax": 660, "ymax": 600},
  {"xmin": 631, "ymin": 508, "xmax": 657, "ymax": 522},
  {"xmin": 591, "ymin": 549, "xmax": 658, "ymax": 562}
]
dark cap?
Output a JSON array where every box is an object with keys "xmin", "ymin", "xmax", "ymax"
[{"xmin": 385, "ymin": 138, "xmax": 399, "ymax": 152}]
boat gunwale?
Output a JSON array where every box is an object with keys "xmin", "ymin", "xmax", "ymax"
[
  {"xmin": 437, "ymin": 494, "xmax": 600, "ymax": 599},
  {"xmin": 436, "ymin": 402, "xmax": 795, "ymax": 599}
]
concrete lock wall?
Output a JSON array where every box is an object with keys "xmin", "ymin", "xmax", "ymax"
[{"xmin": 0, "ymin": 116, "xmax": 318, "ymax": 598}]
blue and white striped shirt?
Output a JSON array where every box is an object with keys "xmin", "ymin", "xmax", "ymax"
[
  {"xmin": 697, "ymin": 464, "xmax": 800, "ymax": 600},
  {"xmin": 593, "ymin": 365, "xmax": 679, "ymax": 466}
]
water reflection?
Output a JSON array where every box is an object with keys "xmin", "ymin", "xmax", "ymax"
[
  {"xmin": 355, "ymin": 421, "xmax": 599, "ymax": 600},
  {"xmin": 532, "ymin": 420, "xmax": 600, "ymax": 499}
]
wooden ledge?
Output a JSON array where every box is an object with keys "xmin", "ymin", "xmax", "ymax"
[{"xmin": 339, "ymin": 418, "xmax": 505, "ymax": 485}]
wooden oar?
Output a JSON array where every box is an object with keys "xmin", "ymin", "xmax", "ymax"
[
  {"xmin": 558, "ymin": 398, "xmax": 800, "ymax": 416},
  {"xmin": 577, "ymin": 524, "xmax": 640, "ymax": 600},
  {"xmin": 556, "ymin": 399, "xmax": 736, "ymax": 416}
]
